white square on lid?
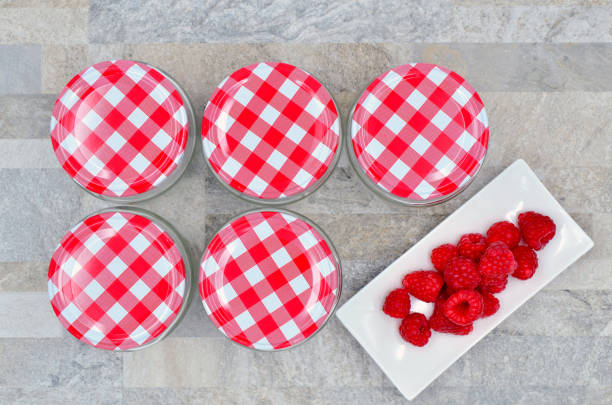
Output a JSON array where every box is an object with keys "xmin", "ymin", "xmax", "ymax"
[{"xmin": 278, "ymin": 79, "xmax": 300, "ymax": 99}]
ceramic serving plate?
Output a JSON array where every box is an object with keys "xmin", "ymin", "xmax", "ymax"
[{"xmin": 336, "ymin": 159, "xmax": 594, "ymax": 401}]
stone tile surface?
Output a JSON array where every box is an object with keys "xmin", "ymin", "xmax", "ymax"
[
  {"xmin": 0, "ymin": 337, "xmax": 122, "ymax": 389},
  {"xmin": 0, "ymin": 139, "xmax": 57, "ymax": 168},
  {"xmin": 0, "ymin": 95, "xmax": 55, "ymax": 138},
  {"xmin": 0, "ymin": 262, "xmax": 47, "ymax": 292},
  {"xmin": 0, "ymin": 8, "xmax": 87, "ymax": 44},
  {"xmin": 0, "ymin": 292, "xmax": 63, "ymax": 337},
  {"xmin": 0, "ymin": 169, "xmax": 80, "ymax": 261},
  {"xmin": 1, "ymin": 1, "xmax": 611, "ymax": 403},
  {"xmin": 0, "ymin": 45, "xmax": 41, "ymax": 94},
  {"xmin": 88, "ymin": 2, "xmax": 612, "ymax": 43}
]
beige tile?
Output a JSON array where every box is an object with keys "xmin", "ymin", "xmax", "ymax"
[
  {"xmin": 0, "ymin": 8, "xmax": 87, "ymax": 44},
  {"xmin": 41, "ymin": 44, "xmax": 87, "ymax": 94},
  {"xmin": 0, "ymin": 262, "xmax": 47, "ymax": 292},
  {"xmin": 123, "ymin": 337, "xmax": 228, "ymax": 388},
  {"xmin": 483, "ymin": 92, "xmax": 612, "ymax": 169}
]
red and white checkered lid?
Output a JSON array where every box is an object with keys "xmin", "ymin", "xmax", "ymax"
[
  {"xmin": 202, "ymin": 62, "xmax": 340, "ymax": 201},
  {"xmin": 48, "ymin": 210, "xmax": 187, "ymax": 350},
  {"xmin": 50, "ymin": 60, "xmax": 190, "ymax": 198},
  {"xmin": 200, "ymin": 210, "xmax": 340, "ymax": 350},
  {"xmin": 350, "ymin": 64, "xmax": 489, "ymax": 202}
]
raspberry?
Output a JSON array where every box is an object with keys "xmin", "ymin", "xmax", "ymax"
[
  {"xmin": 479, "ymin": 241, "xmax": 517, "ymax": 278},
  {"xmin": 479, "ymin": 275, "xmax": 508, "ymax": 294},
  {"xmin": 518, "ymin": 211, "xmax": 556, "ymax": 250},
  {"xmin": 399, "ymin": 313, "xmax": 431, "ymax": 347},
  {"xmin": 512, "ymin": 245, "xmax": 539, "ymax": 280},
  {"xmin": 443, "ymin": 290, "xmax": 484, "ymax": 326},
  {"xmin": 444, "ymin": 256, "xmax": 481, "ymax": 291},
  {"xmin": 382, "ymin": 288, "xmax": 411, "ymax": 318},
  {"xmin": 457, "ymin": 233, "xmax": 487, "ymax": 261},
  {"xmin": 402, "ymin": 270, "xmax": 444, "ymax": 303},
  {"xmin": 431, "ymin": 244, "xmax": 458, "ymax": 272},
  {"xmin": 486, "ymin": 221, "xmax": 521, "ymax": 249},
  {"xmin": 429, "ymin": 297, "xmax": 473, "ymax": 335},
  {"xmin": 480, "ymin": 290, "xmax": 500, "ymax": 317}
]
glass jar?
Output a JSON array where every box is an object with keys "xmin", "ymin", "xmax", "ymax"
[
  {"xmin": 48, "ymin": 207, "xmax": 192, "ymax": 351},
  {"xmin": 201, "ymin": 62, "xmax": 341, "ymax": 205},
  {"xmin": 199, "ymin": 208, "xmax": 342, "ymax": 350},
  {"xmin": 50, "ymin": 60, "xmax": 195, "ymax": 202},
  {"xmin": 347, "ymin": 63, "xmax": 489, "ymax": 206}
]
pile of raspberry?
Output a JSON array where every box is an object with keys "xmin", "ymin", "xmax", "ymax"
[{"xmin": 382, "ymin": 211, "xmax": 556, "ymax": 347}]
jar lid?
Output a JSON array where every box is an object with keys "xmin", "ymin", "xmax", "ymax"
[
  {"xmin": 202, "ymin": 62, "xmax": 340, "ymax": 202},
  {"xmin": 200, "ymin": 210, "xmax": 340, "ymax": 350},
  {"xmin": 350, "ymin": 64, "xmax": 489, "ymax": 203},
  {"xmin": 50, "ymin": 60, "xmax": 190, "ymax": 198},
  {"xmin": 48, "ymin": 210, "xmax": 187, "ymax": 350}
]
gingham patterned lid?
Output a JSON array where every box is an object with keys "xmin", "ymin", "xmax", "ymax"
[
  {"xmin": 202, "ymin": 62, "xmax": 340, "ymax": 201},
  {"xmin": 200, "ymin": 210, "xmax": 340, "ymax": 350},
  {"xmin": 350, "ymin": 63, "xmax": 489, "ymax": 201},
  {"xmin": 48, "ymin": 210, "xmax": 187, "ymax": 350},
  {"xmin": 50, "ymin": 60, "xmax": 190, "ymax": 198}
]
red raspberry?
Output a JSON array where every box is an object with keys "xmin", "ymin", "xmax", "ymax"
[
  {"xmin": 402, "ymin": 270, "xmax": 444, "ymax": 303},
  {"xmin": 399, "ymin": 313, "xmax": 431, "ymax": 347},
  {"xmin": 444, "ymin": 256, "xmax": 481, "ymax": 291},
  {"xmin": 429, "ymin": 297, "xmax": 473, "ymax": 335},
  {"xmin": 431, "ymin": 244, "xmax": 458, "ymax": 273},
  {"xmin": 479, "ymin": 275, "xmax": 508, "ymax": 294},
  {"xmin": 518, "ymin": 211, "xmax": 556, "ymax": 250},
  {"xmin": 443, "ymin": 290, "xmax": 484, "ymax": 326},
  {"xmin": 457, "ymin": 233, "xmax": 487, "ymax": 261},
  {"xmin": 479, "ymin": 241, "xmax": 517, "ymax": 278},
  {"xmin": 486, "ymin": 221, "xmax": 521, "ymax": 249},
  {"xmin": 512, "ymin": 245, "xmax": 539, "ymax": 280},
  {"xmin": 480, "ymin": 290, "xmax": 500, "ymax": 317},
  {"xmin": 382, "ymin": 288, "xmax": 411, "ymax": 318}
]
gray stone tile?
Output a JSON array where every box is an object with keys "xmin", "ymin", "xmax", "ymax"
[
  {"xmin": 0, "ymin": 0, "xmax": 88, "ymax": 6},
  {"xmin": 470, "ymin": 335, "xmax": 610, "ymax": 386},
  {"xmin": 0, "ymin": 139, "xmax": 57, "ymax": 168},
  {"xmin": 590, "ymin": 213, "xmax": 612, "ymax": 259},
  {"xmin": 88, "ymin": 2, "xmax": 612, "ymax": 43},
  {"xmin": 124, "ymin": 321, "xmax": 391, "ymax": 389},
  {"xmin": 0, "ymin": 45, "xmax": 40, "ymax": 94},
  {"xmin": 89, "ymin": 0, "xmax": 453, "ymax": 44},
  {"xmin": 465, "ymin": 386, "xmax": 589, "ymax": 405},
  {"xmin": 0, "ymin": 292, "xmax": 62, "ymax": 337},
  {"xmin": 86, "ymin": 43, "xmax": 612, "ymax": 98},
  {"xmin": 0, "ymin": 262, "xmax": 47, "ymax": 292},
  {"xmin": 0, "ymin": 95, "xmax": 55, "ymax": 139},
  {"xmin": 483, "ymin": 92, "xmax": 612, "ymax": 168},
  {"xmin": 0, "ymin": 169, "xmax": 81, "ymax": 261},
  {"xmin": 450, "ymin": 5, "xmax": 612, "ymax": 42},
  {"xmin": 493, "ymin": 290, "xmax": 612, "ymax": 337},
  {"xmin": 0, "ymin": 337, "xmax": 122, "ymax": 388},
  {"xmin": 41, "ymin": 45, "xmax": 87, "ymax": 94},
  {"xmin": 0, "ymin": 389, "xmax": 120, "ymax": 405},
  {"xmin": 410, "ymin": 44, "xmax": 612, "ymax": 92},
  {"xmin": 0, "ymin": 8, "xmax": 87, "ymax": 44},
  {"xmin": 454, "ymin": 0, "xmax": 612, "ymax": 4},
  {"xmin": 536, "ymin": 165, "xmax": 612, "ymax": 214},
  {"xmin": 545, "ymin": 259, "xmax": 612, "ymax": 290}
]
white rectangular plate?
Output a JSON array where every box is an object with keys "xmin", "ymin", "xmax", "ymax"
[{"xmin": 336, "ymin": 159, "xmax": 594, "ymax": 401}]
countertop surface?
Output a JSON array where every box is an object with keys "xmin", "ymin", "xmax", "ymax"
[{"xmin": 1, "ymin": 1, "xmax": 611, "ymax": 404}]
